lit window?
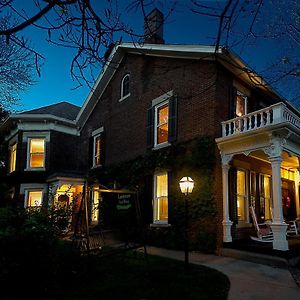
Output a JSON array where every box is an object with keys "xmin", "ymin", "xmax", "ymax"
[
  {"xmin": 28, "ymin": 139, "xmax": 45, "ymax": 168},
  {"xmin": 120, "ymin": 74, "xmax": 130, "ymax": 99},
  {"xmin": 93, "ymin": 135, "xmax": 102, "ymax": 166},
  {"xmin": 259, "ymin": 174, "xmax": 272, "ymax": 220},
  {"xmin": 237, "ymin": 169, "xmax": 247, "ymax": 221},
  {"xmin": 92, "ymin": 189, "xmax": 100, "ymax": 222},
  {"xmin": 153, "ymin": 173, "xmax": 168, "ymax": 223},
  {"xmin": 27, "ymin": 190, "xmax": 43, "ymax": 207},
  {"xmin": 9, "ymin": 143, "xmax": 17, "ymax": 173},
  {"xmin": 236, "ymin": 91, "xmax": 247, "ymax": 117},
  {"xmin": 154, "ymin": 101, "xmax": 169, "ymax": 146}
]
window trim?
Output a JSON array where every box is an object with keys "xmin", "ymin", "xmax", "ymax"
[
  {"xmin": 20, "ymin": 183, "xmax": 47, "ymax": 208},
  {"xmin": 93, "ymin": 134, "xmax": 102, "ymax": 167},
  {"xmin": 8, "ymin": 142, "xmax": 17, "ymax": 173},
  {"xmin": 24, "ymin": 189, "xmax": 44, "ymax": 208},
  {"xmin": 153, "ymin": 100, "xmax": 170, "ymax": 149},
  {"xmin": 119, "ymin": 73, "xmax": 131, "ymax": 102},
  {"xmin": 236, "ymin": 168, "xmax": 250, "ymax": 226},
  {"xmin": 153, "ymin": 171, "xmax": 169, "ymax": 225},
  {"xmin": 92, "ymin": 127, "xmax": 104, "ymax": 168},
  {"xmin": 25, "ymin": 137, "xmax": 46, "ymax": 171}
]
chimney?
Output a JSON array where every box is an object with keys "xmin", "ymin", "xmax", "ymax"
[{"xmin": 144, "ymin": 8, "xmax": 164, "ymax": 44}]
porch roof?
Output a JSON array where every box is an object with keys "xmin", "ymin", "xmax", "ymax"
[{"xmin": 216, "ymin": 102, "xmax": 300, "ymax": 168}]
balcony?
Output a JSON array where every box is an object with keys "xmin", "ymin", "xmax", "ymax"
[{"xmin": 221, "ymin": 102, "xmax": 300, "ymax": 138}]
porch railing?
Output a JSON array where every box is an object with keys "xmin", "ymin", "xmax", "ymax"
[{"xmin": 221, "ymin": 102, "xmax": 300, "ymax": 137}]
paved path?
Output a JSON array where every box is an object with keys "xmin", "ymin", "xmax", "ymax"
[{"xmin": 147, "ymin": 246, "xmax": 300, "ymax": 300}]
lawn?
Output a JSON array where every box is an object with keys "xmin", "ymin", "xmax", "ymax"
[
  {"xmin": 2, "ymin": 248, "xmax": 229, "ymax": 300},
  {"xmin": 45, "ymin": 251, "xmax": 230, "ymax": 300}
]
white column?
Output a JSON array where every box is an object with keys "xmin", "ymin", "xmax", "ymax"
[
  {"xmin": 269, "ymin": 156, "xmax": 288, "ymax": 251},
  {"xmin": 295, "ymin": 170, "xmax": 300, "ymax": 218},
  {"xmin": 222, "ymin": 163, "xmax": 233, "ymax": 242}
]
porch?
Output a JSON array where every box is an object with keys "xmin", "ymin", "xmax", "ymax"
[{"xmin": 216, "ymin": 102, "xmax": 300, "ymax": 251}]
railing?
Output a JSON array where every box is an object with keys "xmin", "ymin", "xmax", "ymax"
[{"xmin": 221, "ymin": 102, "xmax": 300, "ymax": 137}]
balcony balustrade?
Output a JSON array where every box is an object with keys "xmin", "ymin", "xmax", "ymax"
[{"xmin": 221, "ymin": 102, "xmax": 300, "ymax": 138}]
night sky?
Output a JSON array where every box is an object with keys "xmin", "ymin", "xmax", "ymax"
[{"xmin": 7, "ymin": 1, "xmax": 297, "ymax": 112}]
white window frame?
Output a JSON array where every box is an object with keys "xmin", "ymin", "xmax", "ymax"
[
  {"xmin": 236, "ymin": 168, "xmax": 250, "ymax": 226},
  {"xmin": 236, "ymin": 90, "xmax": 248, "ymax": 116},
  {"xmin": 92, "ymin": 127, "xmax": 104, "ymax": 168},
  {"xmin": 26, "ymin": 137, "xmax": 46, "ymax": 171},
  {"xmin": 93, "ymin": 134, "xmax": 102, "ymax": 167},
  {"xmin": 9, "ymin": 142, "xmax": 17, "ymax": 173},
  {"xmin": 20, "ymin": 184, "xmax": 47, "ymax": 208},
  {"xmin": 153, "ymin": 172, "xmax": 169, "ymax": 225},
  {"xmin": 154, "ymin": 100, "xmax": 169, "ymax": 149},
  {"xmin": 119, "ymin": 74, "xmax": 131, "ymax": 102},
  {"xmin": 24, "ymin": 189, "xmax": 44, "ymax": 208}
]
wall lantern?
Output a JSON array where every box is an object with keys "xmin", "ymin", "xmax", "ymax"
[{"xmin": 179, "ymin": 176, "xmax": 194, "ymax": 196}]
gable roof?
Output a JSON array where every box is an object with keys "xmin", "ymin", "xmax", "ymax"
[
  {"xmin": 76, "ymin": 42, "xmax": 286, "ymax": 129},
  {"xmin": 21, "ymin": 101, "xmax": 80, "ymax": 121}
]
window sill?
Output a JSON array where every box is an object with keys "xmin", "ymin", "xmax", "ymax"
[
  {"xmin": 150, "ymin": 223, "xmax": 171, "ymax": 228},
  {"xmin": 24, "ymin": 168, "xmax": 46, "ymax": 172},
  {"xmin": 91, "ymin": 164, "xmax": 102, "ymax": 170},
  {"xmin": 152, "ymin": 142, "xmax": 170, "ymax": 151},
  {"xmin": 119, "ymin": 93, "xmax": 131, "ymax": 102}
]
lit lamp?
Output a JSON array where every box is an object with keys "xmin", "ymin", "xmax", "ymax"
[{"xmin": 179, "ymin": 176, "xmax": 194, "ymax": 272}]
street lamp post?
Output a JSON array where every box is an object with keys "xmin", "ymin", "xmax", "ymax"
[{"xmin": 179, "ymin": 176, "xmax": 194, "ymax": 272}]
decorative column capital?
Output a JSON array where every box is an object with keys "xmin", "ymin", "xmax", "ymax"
[
  {"xmin": 263, "ymin": 135, "xmax": 286, "ymax": 159},
  {"xmin": 221, "ymin": 154, "xmax": 233, "ymax": 167}
]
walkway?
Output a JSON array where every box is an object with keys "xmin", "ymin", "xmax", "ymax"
[{"xmin": 147, "ymin": 246, "xmax": 300, "ymax": 300}]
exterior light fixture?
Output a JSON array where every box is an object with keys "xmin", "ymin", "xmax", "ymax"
[
  {"xmin": 179, "ymin": 176, "xmax": 194, "ymax": 195},
  {"xmin": 179, "ymin": 176, "xmax": 194, "ymax": 272}
]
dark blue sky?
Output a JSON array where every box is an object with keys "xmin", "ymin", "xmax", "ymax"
[{"xmin": 10, "ymin": 0, "xmax": 294, "ymax": 111}]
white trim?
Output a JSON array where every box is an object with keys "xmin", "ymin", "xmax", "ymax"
[
  {"xmin": 22, "ymin": 131, "xmax": 50, "ymax": 142},
  {"xmin": 18, "ymin": 122, "xmax": 79, "ymax": 136},
  {"xmin": 20, "ymin": 183, "xmax": 47, "ymax": 207},
  {"xmin": 120, "ymin": 73, "xmax": 130, "ymax": 100},
  {"xmin": 153, "ymin": 171, "xmax": 169, "ymax": 225},
  {"xmin": 236, "ymin": 168, "xmax": 250, "ymax": 225},
  {"xmin": 152, "ymin": 90, "xmax": 173, "ymax": 107},
  {"xmin": 10, "ymin": 114, "xmax": 76, "ymax": 125},
  {"xmin": 93, "ymin": 134, "xmax": 102, "ymax": 167},
  {"xmin": 233, "ymin": 80, "xmax": 251, "ymax": 97},
  {"xmin": 92, "ymin": 126, "xmax": 104, "ymax": 137},
  {"xmin": 75, "ymin": 42, "xmax": 287, "ymax": 129},
  {"xmin": 119, "ymin": 93, "xmax": 131, "ymax": 102}
]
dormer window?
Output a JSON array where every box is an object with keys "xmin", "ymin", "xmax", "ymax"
[{"xmin": 120, "ymin": 74, "xmax": 130, "ymax": 101}]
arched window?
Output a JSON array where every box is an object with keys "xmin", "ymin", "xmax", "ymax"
[{"xmin": 120, "ymin": 74, "xmax": 130, "ymax": 100}]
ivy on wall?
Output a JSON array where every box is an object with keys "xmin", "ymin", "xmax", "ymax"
[{"xmin": 89, "ymin": 136, "xmax": 218, "ymax": 252}]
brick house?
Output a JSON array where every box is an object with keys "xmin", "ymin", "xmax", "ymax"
[
  {"xmin": 1, "ymin": 9, "xmax": 300, "ymax": 252},
  {"xmin": 0, "ymin": 102, "xmax": 85, "ymax": 210}
]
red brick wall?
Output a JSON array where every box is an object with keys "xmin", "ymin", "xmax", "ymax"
[{"xmin": 80, "ymin": 54, "xmax": 219, "ymax": 169}]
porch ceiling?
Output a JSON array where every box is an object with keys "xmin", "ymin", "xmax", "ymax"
[{"xmin": 250, "ymin": 150, "xmax": 299, "ymax": 170}]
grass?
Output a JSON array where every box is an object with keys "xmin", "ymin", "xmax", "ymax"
[
  {"xmin": 2, "ymin": 249, "xmax": 230, "ymax": 300},
  {"xmin": 48, "ymin": 252, "xmax": 229, "ymax": 300}
]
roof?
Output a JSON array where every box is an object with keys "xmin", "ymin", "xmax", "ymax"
[
  {"xmin": 75, "ymin": 42, "xmax": 287, "ymax": 128},
  {"xmin": 21, "ymin": 101, "xmax": 80, "ymax": 121}
]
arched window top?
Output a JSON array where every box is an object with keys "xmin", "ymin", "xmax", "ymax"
[{"xmin": 120, "ymin": 73, "xmax": 130, "ymax": 101}]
